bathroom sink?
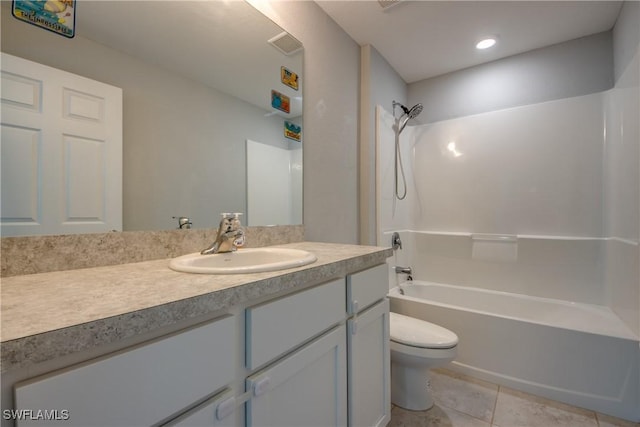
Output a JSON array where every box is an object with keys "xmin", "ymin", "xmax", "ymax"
[{"xmin": 169, "ymin": 247, "xmax": 317, "ymax": 274}]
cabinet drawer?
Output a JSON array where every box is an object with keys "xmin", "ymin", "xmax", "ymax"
[
  {"xmin": 15, "ymin": 316, "xmax": 236, "ymax": 427},
  {"xmin": 347, "ymin": 264, "xmax": 388, "ymax": 315},
  {"xmin": 246, "ymin": 278, "xmax": 345, "ymax": 369}
]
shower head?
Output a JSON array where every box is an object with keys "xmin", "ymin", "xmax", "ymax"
[
  {"xmin": 406, "ymin": 103, "xmax": 423, "ymax": 119},
  {"xmin": 394, "ymin": 102, "xmax": 423, "ymax": 134}
]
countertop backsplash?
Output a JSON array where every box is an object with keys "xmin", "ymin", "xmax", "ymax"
[{"xmin": 1, "ymin": 225, "xmax": 304, "ymax": 277}]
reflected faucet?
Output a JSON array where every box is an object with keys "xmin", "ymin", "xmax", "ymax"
[
  {"xmin": 201, "ymin": 213, "xmax": 246, "ymax": 255},
  {"xmin": 173, "ymin": 216, "xmax": 192, "ymax": 229}
]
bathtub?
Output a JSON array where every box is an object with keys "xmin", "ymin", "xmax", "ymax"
[{"xmin": 388, "ymin": 281, "xmax": 640, "ymax": 421}]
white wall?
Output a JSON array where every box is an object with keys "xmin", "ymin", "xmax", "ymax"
[
  {"xmin": 376, "ymin": 94, "xmax": 608, "ymax": 304},
  {"xmin": 251, "ymin": 1, "xmax": 361, "ymax": 244},
  {"xmin": 411, "ymin": 93, "xmax": 604, "ymax": 236}
]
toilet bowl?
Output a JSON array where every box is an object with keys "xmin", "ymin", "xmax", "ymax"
[{"xmin": 390, "ymin": 312, "xmax": 458, "ymax": 411}]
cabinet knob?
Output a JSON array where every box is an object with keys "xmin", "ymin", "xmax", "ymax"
[
  {"xmin": 253, "ymin": 376, "xmax": 271, "ymax": 397},
  {"xmin": 216, "ymin": 396, "xmax": 236, "ymax": 421}
]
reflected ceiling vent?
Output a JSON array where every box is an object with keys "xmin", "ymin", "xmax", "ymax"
[
  {"xmin": 378, "ymin": 0, "xmax": 405, "ymax": 11},
  {"xmin": 268, "ymin": 32, "xmax": 303, "ymax": 56}
]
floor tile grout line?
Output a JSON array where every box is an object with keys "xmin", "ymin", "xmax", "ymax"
[
  {"xmin": 435, "ymin": 400, "xmax": 495, "ymax": 426},
  {"xmin": 490, "ymin": 384, "xmax": 500, "ymax": 426}
]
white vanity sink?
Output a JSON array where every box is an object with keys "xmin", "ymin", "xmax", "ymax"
[{"xmin": 169, "ymin": 247, "xmax": 317, "ymax": 274}]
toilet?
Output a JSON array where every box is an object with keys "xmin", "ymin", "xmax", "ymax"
[{"xmin": 389, "ymin": 312, "xmax": 459, "ymax": 411}]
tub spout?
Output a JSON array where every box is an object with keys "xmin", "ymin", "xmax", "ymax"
[{"xmin": 395, "ymin": 266, "xmax": 412, "ymax": 275}]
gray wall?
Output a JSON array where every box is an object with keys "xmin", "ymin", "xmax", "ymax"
[
  {"xmin": 253, "ymin": 2, "xmax": 361, "ymax": 244},
  {"xmin": 613, "ymin": 1, "xmax": 640, "ymax": 83},
  {"xmin": 1, "ymin": 2, "xmax": 287, "ymax": 232},
  {"xmin": 408, "ymin": 31, "xmax": 614, "ymax": 124}
]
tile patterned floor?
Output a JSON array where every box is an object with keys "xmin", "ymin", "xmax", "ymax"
[{"xmin": 388, "ymin": 368, "xmax": 639, "ymax": 427}]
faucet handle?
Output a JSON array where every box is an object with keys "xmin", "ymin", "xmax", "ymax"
[
  {"xmin": 233, "ymin": 229, "xmax": 246, "ymax": 248},
  {"xmin": 231, "ymin": 213, "xmax": 245, "ymax": 247},
  {"xmin": 391, "ymin": 232, "xmax": 402, "ymax": 250}
]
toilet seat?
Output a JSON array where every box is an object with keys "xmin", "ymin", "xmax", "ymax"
[{"xmin": 390, "ymin": 312, "xmax": 458, "ymax": 349}]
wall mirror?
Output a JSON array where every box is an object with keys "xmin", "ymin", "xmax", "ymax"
[{"xmin": 0, "ymin": 0, "xmax": 303, "ymax": 236}]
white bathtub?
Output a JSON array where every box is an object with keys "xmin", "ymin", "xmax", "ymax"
[{"xmin": 388, "ymin": 281, "xmax": 640, "ymax": 421}]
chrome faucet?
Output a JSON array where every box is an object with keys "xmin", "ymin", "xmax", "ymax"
[
  {"xmin": 201, "ymin": 213, "xmax": 246, "ymax": 255},
  {"xmin": 395, "ymin": 266, "xmax": 413, "ymax": 291}
]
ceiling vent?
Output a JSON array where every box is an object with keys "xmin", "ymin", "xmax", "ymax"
[
  {"xmin": 377, "ymin": 0, "xmax": 404, "ymax": 11},
  {"xmin": 268, "ymin": 32, "xmax": 303, "ymax": 56}
]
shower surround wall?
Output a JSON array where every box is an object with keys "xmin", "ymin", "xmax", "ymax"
[{"xmin": 378, "ymin": 92, "xmax": 611, "ymax": 304}]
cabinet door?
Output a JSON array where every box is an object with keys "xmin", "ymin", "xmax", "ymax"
[
  {"xmin": 14, "ymin": 317, "xmax": 235, "ymax": 427},
  {"xmin": 246, "ymin": 325, "xmax": 347, "ymax": 427},
  {"xmin": 163, "ymin": 389, "xmax": 237, "ymax": 427},
  {"xmin": 348, "ymin": 300, "xmax": 390, "ymax": 427}
]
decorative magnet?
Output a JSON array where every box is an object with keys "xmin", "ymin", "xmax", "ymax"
[
  {"xmin": 281, "ymin": 66, "xmax": 299, "ymax": 91},
  {"xmin": 284, "ymin": 121, "xmax": 301, "ymax": 142},
  {"xmin": 12, "ymin": 0, "xmax": 76, "ymax": 38},
  {"xmin": 271, "ymin": 90, "xmax": 290, "ymax": 114}
]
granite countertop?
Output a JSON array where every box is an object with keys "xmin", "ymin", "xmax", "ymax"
[{"xmin": 1, "ymin": 241, "xmax": 392, "ymax": 373}]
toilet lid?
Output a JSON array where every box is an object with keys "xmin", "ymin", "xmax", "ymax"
[{"xmin": 390, "ymin": 312, "xmax": 458, "ymax": 349}]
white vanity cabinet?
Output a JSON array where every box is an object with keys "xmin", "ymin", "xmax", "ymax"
[
  {"xmin": 14, "ymin": 316, "xmax": 236, "ymax": 427},
  {"xmin": 10, "ymin": 263, "xmax": 390, "ymax": 427},
  {"xmin": 346, "ymin": 264, "xmax": 391, "ymax": 427}
]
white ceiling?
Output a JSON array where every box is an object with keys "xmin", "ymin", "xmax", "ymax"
[{"xmin": 315, "ymin": 1, "xmax": 623, "ymax": 83}]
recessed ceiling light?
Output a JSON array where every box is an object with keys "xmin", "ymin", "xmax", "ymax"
[{"xmin": 476, "ymin": 38, "xmax": 497, "ymax": 50}]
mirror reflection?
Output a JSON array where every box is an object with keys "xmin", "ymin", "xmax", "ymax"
[{"xmin": 0, "ymin": 0, "xmax": 303, "ymax": 236}]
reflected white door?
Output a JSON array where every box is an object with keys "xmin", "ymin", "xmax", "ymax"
[
  {"xmin": 1, "ymin": 53, "xmax": 122, "ymax": 236},
  {"xmin": 246, "ymin": 138, "xmax": 297, "ymax": 226}
]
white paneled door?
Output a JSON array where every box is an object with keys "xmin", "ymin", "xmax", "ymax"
[{"xmin": 1, "ymin": 53, "xmax": 122, "ymax": 236}]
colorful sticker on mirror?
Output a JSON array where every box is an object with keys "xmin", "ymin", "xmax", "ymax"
[
  {"xmin": 284, "ymin": 121, "xmax": 301, "ymax": 142},
  {"xmin": 12, "ymin": 0, "xmax": 76, "ymax": 38},
  {"xmin": 271, "ymin": 90, "xmax": 290, "ymax": 114},
  {"xmin": 281, "ymin": 67, "xmax": 299, "ymax": 91}
]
